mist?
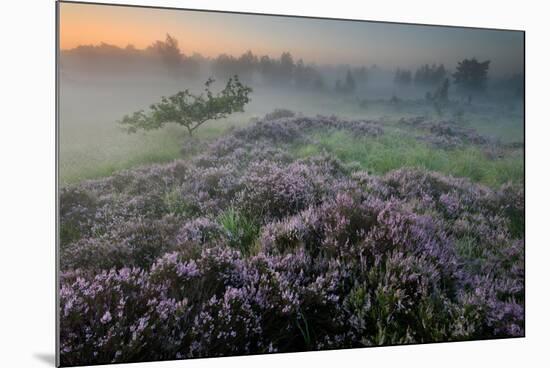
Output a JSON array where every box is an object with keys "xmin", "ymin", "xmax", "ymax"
[
  {"xmin": 58, "ymin": 33, "xmax": 524, "ymax": 185},
  {"xmin": 57, "ymin": 8, "xmax": 526, "ymax": 361}
]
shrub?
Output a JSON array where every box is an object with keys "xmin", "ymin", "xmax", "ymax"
[
  {"xmin": 59, "ymin": 188, "xmax": 98, "ymax": 246},
  {"xmin": 263, "ymin": 108, "xmax": 296, "ymax": 121},
  {"xmin": 59, "ymin": 112, "xmax": 524, "ymax": 364},
  {"xmin": 176, "ymin": 217, "xmax": 227, "ymax": 246},
  {"xmin": 61, "ymin": 216, "xmax": 181, "ymax": 270},
  {"xmin": 235, "ymin": 160, "xmax": 329, "ymax": 220}
]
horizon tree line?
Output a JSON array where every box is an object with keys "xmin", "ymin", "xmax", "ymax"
[{"xmin": 62, "ymin": 34, "xmax": 515, "ymax": 97}]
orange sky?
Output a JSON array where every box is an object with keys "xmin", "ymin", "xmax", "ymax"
[
  {"xmin": 59, "ymin": 2, "xmax": 524, "ymax": 75},
  {"xmin": 59, "ymin": 2, "xmax": 261, "ymax": 57}
]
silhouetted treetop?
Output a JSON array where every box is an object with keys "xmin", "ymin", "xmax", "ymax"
[
  {"xmin": 394, "ymin": 68, "xmax": 412, "ymax": 85},
  {"xmin": 414, "ymin": 63, "xmax": 447, "ymax": 86},
  {"xmin": 452, "ymin": 58, "xmax": 490, "ymax": 92},
  {"xmin": 146, "ymin": 33, "xmax": 182, "ymax": 68}
]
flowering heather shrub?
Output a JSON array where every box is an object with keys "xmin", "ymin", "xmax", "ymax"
[
  {"xmin": 175, "ymin": 217, "xmax": 227, "ymax": 246},
  {"xmin": 333, "ymin": 118, "xmax": 384, "ymax": 137},
  {"xmin": 232, "ymin": 115, "xmax": 384, "ymax": 146},
  {"xmin": 429, "ymin": 123, "xmax": 492, "ymax": 145},
  {"xmin": 181, "ymin": 164, "xmax": 242, "ymax": 214},
  {"xmin": 371, "ymin": 168, "xmax": 523, "ymax": 240},
  {"xmin": 398, "ymin": 116, "xmax": 428, "ymax": 126},
  {"xmin": 264, "ymin": 108, "xmax": 296, "ymax": 121},
  {"xmin": 61, "ymin": 215, "xmax": 181, "ymax": 270},
  {"xmin": 496, "ymin": 183, "xmax": 525, "ymax": 237},
  {"xmin": 60, "ymin": 187, "xmax": 98, "ymax": 246},
  {"xmin": 344, "ymin": 252, "xmax": 457, "ymax": 345},
  {"xmin": 235, "ymin": 160, "xmax": 337, "ymax": 221},
  {"xmin": 59, "ymin": 114, "xmax": 524, "ymax": 364},
  {"xmin": 181, "ymin": 137, "xmax": 208, "ymax": 157},
  {"xmin": 233, "ymin": 119, "xmax": 306, "ymax": 144},
  {"xmin": 399, "ymin": 116, "xmax": 498, "ymax": 150}
]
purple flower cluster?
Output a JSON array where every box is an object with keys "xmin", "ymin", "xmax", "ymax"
[
  {"xmin": 234, "ymin": 114, "xmax": 384, "ymax": 145},
  {"xmin": 398, "ymin": 116, "xmax": 513, "ymax": 151},
  {"xmin": 59, "ymin": 114, "xmax": 524, "ymax": 365}
]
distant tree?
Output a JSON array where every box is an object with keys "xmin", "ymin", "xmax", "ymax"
[
  {"xmin": 279, "ymin": 52, "xmax": 295, "ymax": 83},
  {"xmin": 212, "ymin": 50, "xmax": 258, "ymax": 81},
  {"xmin": 237, "ymin": 50, "xmax": 258, "ymax": 80},
  {"xmin": 212, "ymin": 54, "xmax": 238, "ymax": 79},
  {"xmin": 335, "ymin": 70, "xmax": 356, "ymax": 94},
  {"xmin": 353, "ymin": 66, "xmax": 368, "ymax": 85},
  {"xmin": 119, "ymin": 76, "xmax": 252, "ymax": 137},
  {"xmin": 146, "ymin": 33, "xmax": 182, "ymax": 69},
  {"xmin": 182, "ymin": 52, "xmax": 204, "ymax": 78},
  {"xmin": 259, "ymin": 55, "xmax": 276, "ymax": 83},
  {"xmin": 394, "ymin": 68, "xmax": 412, "ymax": 85},
  {"xmin": 345, "ymin": 70, "xmax": 356, "ymax": 92},
  {"xmin": 313, "ymin": 75, "xmax": 325, "ymax": 91},
  {"xmin": 435, "ymin": 64, "xmax": 446, "ymax": 82},
  {"xmin": 428, "ymin": 78, "xmax": 450, "ymax": 117},
  {"xmin": 414, "ymin": 63, "xmax": 447, "ymax": 86},
  {"xmin": 452, "ymin": 58, "xmax": 490, "ymax": 94},
  {"xmin": 294, "ymin": 59, "xmax": 324, "ymax": 90},
  {"xmin": 239, "ymin": 50, "xmax": 258, "ymax": 69},
  {"xmin": 125, "ymin": 44, "xmax": 138, "ymax": 53},
  {"xmin": 434, "ymin": 77, "xmax": 450, "ymax": 102}
]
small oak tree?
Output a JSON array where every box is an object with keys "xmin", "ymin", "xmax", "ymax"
[{"xmin": 119, "ymin": 76, "xmax": 252, "ymax": 136}]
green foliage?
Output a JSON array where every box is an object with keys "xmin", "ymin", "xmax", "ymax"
[
  {"xmin": 119, "ymin": 76, "xmax": 252, "ymax": 136},
  {"xmin": 293, "ymin": 130, "xmax": 523, "ymax": 188},
  {"xmin": 218, "ymin": 207, "xmax": 260, "ymax": 256}
]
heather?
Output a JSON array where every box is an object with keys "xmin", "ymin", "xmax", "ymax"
[{"xmin": 60, "ymin": 114, "xmax": 524, "ymax": 366}]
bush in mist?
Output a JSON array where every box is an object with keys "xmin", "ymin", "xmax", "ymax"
[
  {"xmin": 426, "ymin": 78, "xmax": 450, "ymax": 116},
  {"xmin": 453, "ymin": 58, "xmax": 491, "ymax": 95},
  {"xmin": 118, "ymin": 76, "xmax": 252, "ymax": 136},
  {"xmin": 414, "ymin": 63, "xmax": 447, "ymax": 86},
  {"xmin": 335, "ymin": 70, "xmax": 357, "ymax": 94},
  {"xmin": 264, "ymin": 109, "xmax": 296, "ymax": 121},
  {"xmin": 398, "ymin": 116, "xmax": 496, "ymax": 149},
  {"xmin": 394, "ymin": 68, "xmax": 412, "ymax": 85},
  {"xmin": 146, "ymin": 34, "xmax": 182, "ymax": 70}
]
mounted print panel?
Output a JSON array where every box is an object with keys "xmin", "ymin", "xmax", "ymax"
[{"xmin": 56, "ymin": 1, "xmax": 525, "ymax": 366}]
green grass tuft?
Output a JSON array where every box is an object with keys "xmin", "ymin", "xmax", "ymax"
[
  {"xmin": 218, "ymin": 208, "xmax": 260, "ymax": 256},
  {"xmin": 293, "ymin": 130, "xmax": 523, "ymax": 188}
]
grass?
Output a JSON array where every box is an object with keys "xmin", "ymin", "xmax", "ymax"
[
  {"xmin": 59, "ymin": 85, "xmax": 524, "ymax": 187},
  {"xmin": 217, "ymin": 208, "xmax": 260, "ymax": 256},
  {"xmin": 292, "ymin": 130, "xmax": 523, "ymax": 188},
  {"xmin": 59, "ymin": 115, "xmax": 249, "ymax": 185}
]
